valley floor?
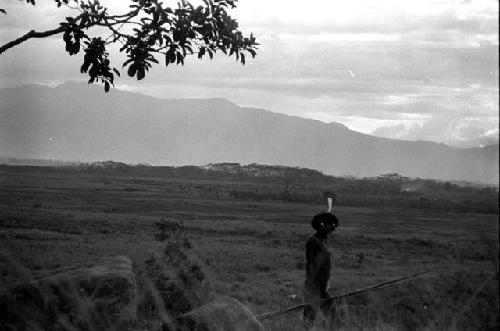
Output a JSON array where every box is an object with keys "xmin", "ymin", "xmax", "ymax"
[{"xmin": 0, "ymin": 167, "xmax": 498, "ymax": 330}]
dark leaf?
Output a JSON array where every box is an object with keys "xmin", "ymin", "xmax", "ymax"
[
  {"xmin": 123, "ymin": 58, "xmax": 134, "ymax": 67},
  {"xmin": 137, "ymin": 67, "xmax": 145, "ymax": 80},
  {"xmin": 198, "ymin": 47, "xmax": 205, "ymax": 59},
  {"xmin": 80, "ymin": 60, "xmax": 90, "ymax": 73},
  {"xmin": 127, "ymin": 64, "xmax": 137, "ymax": 77}
]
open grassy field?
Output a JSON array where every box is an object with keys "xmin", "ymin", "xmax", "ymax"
[{"xmin": 0, "ymin": 166, "xmax": 498, "ymax": 330}]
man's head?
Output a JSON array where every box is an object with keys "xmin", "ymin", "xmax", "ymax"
[{"xmin": 311, "ymin": 212, "xmax": 339, "ymax": 235}]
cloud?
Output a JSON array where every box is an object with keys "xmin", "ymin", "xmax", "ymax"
[
  {"xmin": 370, "ymin": 123, "xmax": 409, "ymax": 139},
  {"xmin": 245, "ymin": 13, "xmax": 498, "ymax": 40},
  {"xmin": 0, "ymin": 1, "xmax": 75, "ymax": 37},
  {"xmin": 1, "ymin": 0, "xmax": 498, "ymax": 147},
  {"xmin": 372, "ymin": 115, "xmax": 499, "ymax": 147},
  {"xmin": 237, "ymin": 0, "xmax": 498, "ymax": 47}
]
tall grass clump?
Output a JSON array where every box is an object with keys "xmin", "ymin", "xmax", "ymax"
[{"xmin": 136, "ymin": 218, "xmax": 213, "ymax": 330}]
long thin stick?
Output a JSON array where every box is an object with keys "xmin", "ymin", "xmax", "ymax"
[{"xmin": 256, "ymin": 269, "xmax": 438, "ymax": 320}]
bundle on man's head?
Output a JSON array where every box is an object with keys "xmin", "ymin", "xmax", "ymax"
[{"xmin": 311, "ymin": 212, "xmax": 339, "ymax": 233}]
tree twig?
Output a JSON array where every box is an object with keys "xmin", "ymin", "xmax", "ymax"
[
  {"xmin": 0, "ymin": 27, "xmax": 65, "ymax": 54},
  {"xmin": 0, "ymin": 14, "xmax": 84, "ymax": 55}
]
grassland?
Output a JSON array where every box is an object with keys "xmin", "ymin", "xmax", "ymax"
[{"xmin": 0, "ymin": 166, "xmax": 498, "ymax": 330}]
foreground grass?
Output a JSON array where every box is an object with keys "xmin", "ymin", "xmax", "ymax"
[{"xmin": 0, "ymin": 168, "xmax": 498, "ymax": 330}]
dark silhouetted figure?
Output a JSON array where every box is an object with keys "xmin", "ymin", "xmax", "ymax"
[{"xmin": 303, "ymin": 212, "xmax": 339, "ymax": 326}]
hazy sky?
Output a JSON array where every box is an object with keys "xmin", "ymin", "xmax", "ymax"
[{"xmin": 0, "ymin": 0, "xmax": 498, "ymax": 147}]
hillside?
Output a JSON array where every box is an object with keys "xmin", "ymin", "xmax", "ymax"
[{"xmin": 0, "ymin": 82, "xmax": 498, "ymax": 183}]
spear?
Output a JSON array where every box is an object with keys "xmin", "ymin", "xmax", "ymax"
[{"xmin": 255, "ymin": 268, "xmax": 439, "ymax": 321}]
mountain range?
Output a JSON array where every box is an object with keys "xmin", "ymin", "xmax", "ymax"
[{"xmin": 0, "ymin": 82, "xmax": 498, "ymax": 184}]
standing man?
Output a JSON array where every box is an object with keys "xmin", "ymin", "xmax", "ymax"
[{"xmin": 303, "ymin": 198, "xmax": 339, "ymax": 325}]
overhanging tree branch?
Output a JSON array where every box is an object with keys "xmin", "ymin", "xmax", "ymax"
[
  {"xmin": 0, "ymin": 13, "xmax": 85, "ymax": 55},
  {"xmin": 0, "ymin": 28, "xmax": 64, "ymax": 54},
  {"xmin": 0, "ymin": 0, "xmax": 258, "ymax": 92}
]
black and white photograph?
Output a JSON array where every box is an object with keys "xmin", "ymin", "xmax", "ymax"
[{"xmin": 0, "ymin": 0, "xmax": 498, "ymax": 330}]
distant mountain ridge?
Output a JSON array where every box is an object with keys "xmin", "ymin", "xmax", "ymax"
[{"xmin": 0, "ymin": 82, "xmax": 498, "ymax": 184}]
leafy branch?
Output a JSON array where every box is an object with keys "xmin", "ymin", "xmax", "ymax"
[{"xmin": 0, "ymin": 0, "xmax": 258, "ymax": 92}]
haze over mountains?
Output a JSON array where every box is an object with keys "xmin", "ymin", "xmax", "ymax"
[{"xmin": 0, "ymin": 82, "xmax": 498, "ymax": 184}]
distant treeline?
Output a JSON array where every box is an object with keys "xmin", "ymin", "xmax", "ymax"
[
  {"xmin": 227, "ymin": 187, "xmax": 499, "ymax": 215},
  {"xmin": 261, "ymin": 192, "xmax": 496, "ymax": 214},
  {"xmin": 1, "ymin": 162, "xmax": 498, "ymax": 214}
]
